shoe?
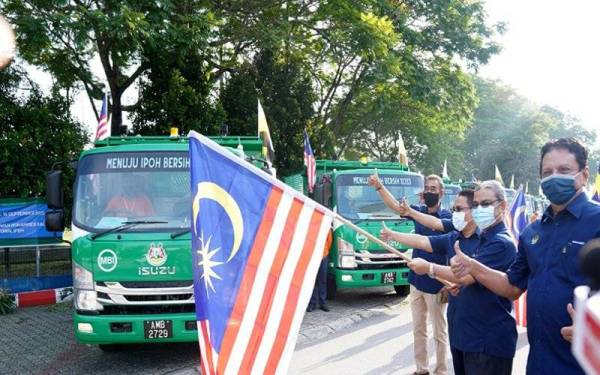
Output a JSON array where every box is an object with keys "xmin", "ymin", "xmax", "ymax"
[
  {"xmin": 319, "ymin": 304, "xmax": 330, "ymax": 312},
  {"xmin": 306, "ymin": 305, "xmax": 315, "ymax": 312}
]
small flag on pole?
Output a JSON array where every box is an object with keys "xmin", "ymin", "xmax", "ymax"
[
  {"xmin": 592, "ymin": 164, "xmax": 600, "ymax": 203},
  {"xmin": 189, "ymin": 131, "xmax": 334, "ymax": 375},
  {"xmin": 442, "ymin": 160, "xmax": 448, "ymax": 179},
  {"xmin": 507, "ymin": 186, "xmax": 528, "ymax": 327},
  {"xmin": 304, "ymin": 130, "xmax": 316, "ymax": 194},
  {"xmin": 510, "ymin": 174, "xmax": 515, "ymax": 190},
  {"xmin": 95, "ymin": 94, "xmax": 110, "ymax": 141},
  {"xmin": 398, "ymin": 131, "xmax": 408, "ymax": 165},
  {"xmin": 495, "ymin": 165, "xmax": 505, "ymax": 186},
  {"xmin": 258, "ymin": 99, "xmax": 275, "ymax": 167}
]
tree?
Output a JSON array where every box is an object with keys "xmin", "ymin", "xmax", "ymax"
[
  {"xmin": 0, "ymin": 66, "xmax": 87, "ymax": 197},
  {"xmin": 4, "ymin": 0, "xmax": 212, "ymax": 134},
  {"xmin": 220, "ymin": 50, "xmax": 315, "ymax": 176}
]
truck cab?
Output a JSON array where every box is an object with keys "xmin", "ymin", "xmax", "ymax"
[
  {"xmin": 285, "ymin": 160, "xmax": 423, "ymax": 297},
  {"xmin": 45, "ymin": 134, "xmax": 268, "ymax": 350}
]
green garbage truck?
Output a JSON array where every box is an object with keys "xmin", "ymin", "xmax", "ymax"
[
  {"xmin": 284, "ymin": 159, "xmax": 424, "ymax": 298},
  {"xmin": 45, "ymin": 133, "xmax": 269, "ymax": 350}
]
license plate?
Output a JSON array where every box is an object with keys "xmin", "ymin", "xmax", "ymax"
[
  {"xmin": 144, "ymin": 320, "xmax": 173, "ymax": 339},
  {"xmin": 381, "ymin": 271, "xmax": 396, "ymax": 284}
]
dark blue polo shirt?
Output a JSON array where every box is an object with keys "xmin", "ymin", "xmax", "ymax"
[
  {"xmin": 429, "ymin": 221, "xmax": 518, "ymax": 359},
  {"xmin": 408, "ymin": 204, "xmax": 452, "ymax": 294},
  {"xmin": 507, "ymin": 193, "xmax": 600, "ymax": 375}
]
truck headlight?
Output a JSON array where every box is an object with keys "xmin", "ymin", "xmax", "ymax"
[
  {"xmin": 73, "ymin": 261, "xmax": 94, "ymax": 290},
  {"xmin": 75, "ymin": 290, "xmax": 101, "ymax": 311},
  {"xmin": 340, "ymin": 255, "xmax": 357, "ymax": 269},
  {"xmin": 337, "ymin": 238, "xmax": 354, "ymax": 255}
]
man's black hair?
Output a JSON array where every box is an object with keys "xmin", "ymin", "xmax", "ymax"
[
  {"xmin": 539, "ymin": 138, "xmax": 588, "ymax": 175},
  {"xmin": 458, "ymin": 189, "xmax": 475, "ymax": 206}
]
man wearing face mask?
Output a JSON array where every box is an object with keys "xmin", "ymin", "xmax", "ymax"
[
  {"xmin": 394, "ymin": 183, "xmax": 518, "ymax": 374},
  {"xmin": 450, "ymin": 138, "xmax": 600, "ymax": 375},
  {"xmin": 369, "ymin": 173, "xmax": 451, "ymax": 375}
]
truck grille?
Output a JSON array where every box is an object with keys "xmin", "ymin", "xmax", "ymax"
[
  {"xmin": 354, "ymin": 250, "xmax": 407, "ymax": 270},
  {"xmin": 96, "ymin": 281, "xmax": 195, "ymax": 315}
]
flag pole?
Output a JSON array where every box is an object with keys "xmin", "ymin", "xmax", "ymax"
[{"xmin": 332, "ymin": 213, "xmax": 453, "ymax": 287}]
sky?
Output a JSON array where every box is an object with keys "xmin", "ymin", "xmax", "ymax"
[{"xmin": 480, "ymin": 0, "xmax": 600, "ymax": 141}]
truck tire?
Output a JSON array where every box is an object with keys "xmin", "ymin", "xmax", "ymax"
[
  {"xmin": 99, "ymin": 344, "xmax": 122, "ymax": 352},
  {"xmin": 326, "ymin": 275, "xmax": 337, "ymax": 300},
  {"xmin": 394, "ymin": 285, "xmax": 410, "ymax": 297}
]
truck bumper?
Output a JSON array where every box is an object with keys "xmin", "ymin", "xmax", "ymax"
[
  {"xmin": 332, "ymin": 267, "xmax": 410, "ymax": 288},
  {"xmin": 73, "ymin": 312, "xmax": 199, "ymax": 344}
]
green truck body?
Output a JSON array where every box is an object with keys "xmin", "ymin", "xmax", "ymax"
[
  {"xmin": 284, "ymin": 160, "xmax": 424, "ymax": 297},
  {"xmin": 48, "ymin": 135, "xmax": 267, "ymax": 348}
]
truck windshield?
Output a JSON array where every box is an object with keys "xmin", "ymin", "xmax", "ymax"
[
  {"xmin": 335, "ymin": 174, "xmax": 423, "ymax": 220},
  {"xmin": 73, "ymin": 151, "xmax": 191, "ymax": 232},
  {"xmin": 442, "ymin": 185, "xmax": 461, "ymax": 210}
]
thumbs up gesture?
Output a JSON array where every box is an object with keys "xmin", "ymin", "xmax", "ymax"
[
  {"xmin": 368, "ymin": 168, "xmax": 382, "ymax": 190},
  {"xmin": 380, "ymin": 221, "xmax": 394, "ymax": 241},
  {"xmin": 450, "ymin": 241, "xmax": 473, "ymax": 278}
]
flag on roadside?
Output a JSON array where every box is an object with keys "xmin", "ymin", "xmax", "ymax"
[
  {"xmin": 397, "ymin": 131, "xmax": 408, "ymax": 165},
  {"xmin": 592, "ymin": 163, "xmax": 600, "ymax": 203},
  {"xmin": 257, "ymin": 99, "xmax": 275, "ymax": 167},
  {"xmin": 495, "ymin": 165, "xmax": 504, "ymax": 186},
  {"xmin": 525, "ymin": 181, "xmax": 529, "ymax": 195},
  {"xmin": 510, "ymin": 174, "xmax": 515, "ymax": 190},
  {"xmin": 442, "ymin": 160, "xmax": 448, "ymax": 179},
  {"xmin": 95, "ymin": 94, "xmax": 110, "ymax": 141},
  {"xmin": 189, "ymin": 131, "xmax": 333, "ymax": 375},
  {"xmin": 507, "ymin": 186, "xmax": 528, "ymax": 327},
  {"xmin": 303, "ymin": 130, "xmax": 316, "ymax": 194}
]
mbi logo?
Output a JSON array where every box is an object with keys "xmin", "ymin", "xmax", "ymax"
[
  {"xmin": 97, "ymin": 249, "xmax": 118, "ymax": 272},
  {"xmin": 146, "ymin": 243, "xmax": 167, "ymax": 267}
]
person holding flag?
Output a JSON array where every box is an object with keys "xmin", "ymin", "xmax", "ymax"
[{"xmin": 450, "ymin": 138, "xmax": 600, "ymax": 375}]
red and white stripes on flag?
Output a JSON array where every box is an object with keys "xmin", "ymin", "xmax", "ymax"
[
  {"xmin": 303, "ymin": 130, "xmax": 316, "ymax": 193},
  {"xmin": 95, "ymin": 94, "xmax": 109, "ymax": 141},
  {"xmin": 199, "ymin": 188, "xmax": 332, "ymax": 375}
]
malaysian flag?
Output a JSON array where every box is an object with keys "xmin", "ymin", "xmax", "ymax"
[
  {"xmin": 507, "ymin": 186, "xmax": 528, "ymax": 327},
  {"xmin": 303, "ymin": 130, "xmax": 316, "ymax": 194},
  {"xmin": 189, "ymin": 131, "xmax": 333, "ymax": 375},
  {"xmin": 95, "ymin": 94, "xmax": 109, "ymax": 141}
]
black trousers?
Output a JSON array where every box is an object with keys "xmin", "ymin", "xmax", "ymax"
[
  {"xmin": 309, "ymin": 257, "xmax": 328, "ymax": 307},
  {"xmin": 451, "ymin": 347, "xmax": 513, "ymax": 375}
]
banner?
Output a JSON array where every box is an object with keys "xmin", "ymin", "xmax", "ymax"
[{"xmin": 0, "ymin": 199, "xmax": 60, "ymax": 240}]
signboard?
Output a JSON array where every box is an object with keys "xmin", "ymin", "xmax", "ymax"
[{"xmin": 0, "ymin": 198, "xmax": 61, "ymax": 241}]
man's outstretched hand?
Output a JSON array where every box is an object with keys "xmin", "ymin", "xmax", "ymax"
[{"xmin": 450, "ymin": 241, "xmax": 473, "ymax": 279}]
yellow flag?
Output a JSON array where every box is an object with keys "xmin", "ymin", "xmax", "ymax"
[
  {"xmin": 398, "ymin": 131, "xmax": 408, "ymax": 165},
  {"xmin": 495, "ymin": 165, "xmax": 505, "ymax": 186},
  {"xmin": 257, "ymin": 99, "xmax": 275, "ymax": 165},
  {"xmin": 510, "ymin": 174, "xmax": 515, "ymax": 189}
]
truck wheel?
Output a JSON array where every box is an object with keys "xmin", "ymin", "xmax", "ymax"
[
  {"xmin": 326, "ymin": 275, "xmax": 337, "ymax": 300},
  {"xmin": 394, "ymin": 285, "xmax": 410, "ymax": 297},
  {"xmin": 99, "ymin": 344, "xmax": 122, "ymax": 352}
]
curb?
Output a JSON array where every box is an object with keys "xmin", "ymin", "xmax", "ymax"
[
  {"xmin": 11, "ymin": 286, "xmax": 73, "ymax": 308},
  {"xmin": 295, "ymin": 298, "xmax": 407, "ymax": 347}
]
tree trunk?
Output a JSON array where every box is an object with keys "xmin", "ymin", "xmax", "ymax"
[{"xmin": 110, "ymin": 89, "xmax": 122, "ymax": 136}]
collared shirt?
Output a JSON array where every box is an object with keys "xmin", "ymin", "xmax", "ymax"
[
  {"xmin": 507, "ymin": 193, "xmax": 600, "ymax": 374},
  {"xmin": 429, "ymin": 221, "xmax": 518, "ymax": 359},
  {"xmin": 409, "ymin": 204, "xmax": 452, "ymax": 294}
]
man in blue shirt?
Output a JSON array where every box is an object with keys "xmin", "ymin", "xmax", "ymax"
[
  {"xmin": 369, "ymin": 173, "xmax": 451, "ymax": 375},
  {"xmin": 451, "ymin": 138, "xmax": 600, "ymax": 374},
  {"xmin": 389, "ymin": 183, "xmax": 518, "ymax": 374}
]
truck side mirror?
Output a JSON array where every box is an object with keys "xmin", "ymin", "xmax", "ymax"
[
  {"xmin": 46, "ymin": 170, "xmax": 64, "ymax": 209},
  {"xmin": 45, "ymin": 209, "xmax": 65, "ymax": 232}
]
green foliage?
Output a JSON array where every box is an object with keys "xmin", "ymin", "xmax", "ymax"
[
  {"xmin": 0, "ymin": 66, "xmax": 87, "ymax": 199},
  {"xmin": 464, "ymin": 77, "xmax": 599, "ymax": 193},
  {"xmin": 0, "ymin": 288, "xmax": 15, "ymax": 314}
]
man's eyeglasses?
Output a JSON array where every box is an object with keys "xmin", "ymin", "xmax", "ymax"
[
  {"xmin": 471, "ymin": 200, "xmax": 499, "ymax": 209},
  {"xmin": 451, "ymin": 206, "xmax": 471, "ymax": 213}
]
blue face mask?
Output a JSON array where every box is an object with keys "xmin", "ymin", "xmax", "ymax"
[
  {"xmin": 471, "ymin": 205, "xmax": 497, "ymax": 231},
  {"xmin": 540, "ymin": 172, "xmax": 580, "ymax": 205}
]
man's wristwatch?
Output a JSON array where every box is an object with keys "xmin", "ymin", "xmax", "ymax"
[{"xmin": 428, "ymin": 263, "xmax": 435, "ymax": 279}]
